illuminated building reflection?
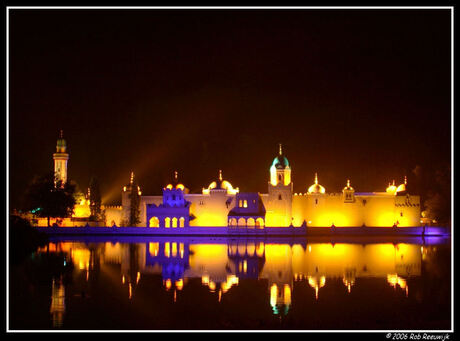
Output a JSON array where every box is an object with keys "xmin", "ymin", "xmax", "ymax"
[
  {"xmin": 50, "ymin": 276, "xmax": 65, "ymax": 328},
  {"xmin": 40, "ymin": 238, "xmax": 429, "ymax": 322}
]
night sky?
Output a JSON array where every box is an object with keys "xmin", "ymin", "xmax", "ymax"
[{"xmin": 8, "ymin": 8, "xmax": 452, "ymax": 208}]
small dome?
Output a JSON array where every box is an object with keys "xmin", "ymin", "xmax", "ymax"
[
  {"xmin": 203, "ymin": 170, "xmax": 238, "ymax": 195},
  {"xmin": 386, "ymin": 180, "xmax": 397, "ymax": 194},
  {"xmin": 308, "ymin": 173, "xmax": 326, "ymax": 194},
  {"xmin": 164, "ymin": 171, "xmax": 188, "ymax": 192},
  {"xmin": 396, "ymin": 184, "xmax": 406, "ymax": 192},
  {"xmin": 343, "ymin": 179, "xmax": 354, "ymax": 191},
  {"xmin": 396, "ymin": 176, "xmax": 408, "ymax": 193}
]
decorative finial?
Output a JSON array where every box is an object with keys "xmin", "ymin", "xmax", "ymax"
[
  {"xmin": 174, "ymin": 171, "xmax": 178, "ymax": 181},
  {"xmin": 404, "ymin": 175, "xmax": 407, "ymax": 185},
  {"xmin": 59, "ymin": 130, "xmax": 63, "ymax": 139},
  {"xmin": 279, "ymin": 143, "xmax": 282, "ymax": 155},
  {"xmin": 392, "ymin": 180, "xmax": 395, "ymax": 186},
  {"xmin": 130, "ymin": 171, "xmax": 134, "ymax": 185},
  {"xmin": 347, "ymin": 179, "xmax": 350, "ymax": 187},
  {"xmin": 315, "ymin": 173, "xmax": 318, "ymax": 184},
  {"xmin": 219, "ymin": 169, "xmax": 223, "ymax": 181}
]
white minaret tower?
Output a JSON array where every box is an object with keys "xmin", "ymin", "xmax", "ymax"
[{"xmin": 53, "ymin": 130, "xmax": 69, "ymax": 187}]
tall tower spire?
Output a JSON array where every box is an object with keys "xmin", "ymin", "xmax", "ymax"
[
  {"xmin": 53, "ymin": 130, "xmax": 69, "ymax": 187},
  {"xmin": 279, "ymin": 143, "xmax": 282, "ymax": 155}
]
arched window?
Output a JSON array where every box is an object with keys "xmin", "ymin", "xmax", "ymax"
[
  {"xmin": 256, "ymin": 218, "xmax": 265, "ymax": 228},
  {"xmin": 179, "ymin": 217, "xmax": 185, "ymax": 228},
  {"xmin": 165, "ymin": 217, "xmax": 171, "ymax": 228},
  {"xmin": 238, "ymin": 217, "xmax": 246, "ymax": 227},
  {"xmin": 278, "ymin": 194, "xmax": 282, "ymax": 200},
  {"xmin": 229, "ymin": 218, "xmax": 237, "ymax": 227},
  {"xmin": 247, "ymin": 218, "xmax": 255, "ymax": 228},
  {"xmin": 149, "ymin": 216, "xmax": 159, "ymax": 228},
  {"xmin": 243, "ymin": 200, "xmax": 248, "ymax": 208},
  {"xmin": 172, "ymin": 217, "xmax": 178, "ymax": 228},
  {"xmin": 239, "ymin": 200, "xmax": 243, "ymax": 207}
]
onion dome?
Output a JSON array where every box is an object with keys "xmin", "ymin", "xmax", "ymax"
[
  {"xmin": 165, "ymin": 171, "xmax": 188, "ymax": 192},
  {"xmin": 308, "ymin": 173, "xmax": 326, "ymax": 194},
  {"xmin": 396, "ymin": 176, "xmax": 407, "ymax": 193},
  {"xmin": 56, "ymin": 130, "xmax": 67, "ymax": 153},
  {"xmin": 271, "ymin": 143, "xmax": 290, "ymax": 169},
  {"xmin": 203, "ymin": 170, "xmax": 239, "ymax": 195},
  {"xmin": 386, "ymin": 180, "xmax": 397, "ymax": 194}
]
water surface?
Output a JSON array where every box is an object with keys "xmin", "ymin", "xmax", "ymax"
[{"xmin": 9, "ymin": 235, "xmax": 451, "ymax": 330}]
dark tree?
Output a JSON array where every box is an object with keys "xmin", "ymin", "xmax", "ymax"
[
  {"xmin": 129, "ymin": 178, "xmax": 141, "ymax": 227},
  {"xmin": 9, "ymin": 215, "xmax": 48, "ymax": 265},
  {"xmin": 89, "ymin": 176, "xmax": 102, "ymax": 222},
  {"xmin": 422, "ymin": 164, "xmax": 451, "ymax": 226},
  {"xmin": 25, "ymin": 172, "xmax": 76, "ymax": 227}
]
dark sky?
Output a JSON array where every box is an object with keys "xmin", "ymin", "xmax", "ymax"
[{"xmin": 9, "ymin": 8, "xmax": 452, "ymax": 208}]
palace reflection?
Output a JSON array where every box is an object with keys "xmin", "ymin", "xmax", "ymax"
[{"xmin": 38, "ymin": 237, "xmax": 439, "ymax": 324}]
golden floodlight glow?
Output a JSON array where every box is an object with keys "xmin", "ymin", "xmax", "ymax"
[
  {"xmin": 175, "ymin": 279, "xmax": 184, "ymax": 291},
  {"xmin": 270, "ymin": 284, "xmax": 278, "ymax": 308},
  {"xmin": 202, "ymin": 275, "xmax": 210, "ymax": 286},
  {"xmin": 221, "ymin": 275, "xmax": 239, "ymax": 293},
  {"xmin": 308, "ymin": 275, "xmax": 326, "ymax": 300},
  {"xmin": 284, "ymin": 284, "xmax": 292, "ymax": 306},
  {"xmin": 387, "ymin": 274, "xmax": 407, "ymax": 291},
  {"xmin": 165, "ymin": 279, "xmax": 172, "ymax": 290}
]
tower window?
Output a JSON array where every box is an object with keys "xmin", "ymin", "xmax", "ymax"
[
  {"xmin": 315, "ymin": 199, "xmax": 318, "ymax": 205},
  {"xmin": 278, "ymin": 194, "xmax": 282, "ymax": 200}
]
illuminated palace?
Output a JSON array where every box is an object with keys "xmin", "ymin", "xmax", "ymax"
[{"xmin": 45, "ymin": 133, "xmax": 421, "ymax": 228}]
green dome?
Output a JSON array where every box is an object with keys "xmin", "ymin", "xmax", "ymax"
[{"xmin": 271, "ymin": 155, "xmax": 289, "ymax": 169}]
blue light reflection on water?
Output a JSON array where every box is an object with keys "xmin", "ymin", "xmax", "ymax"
[{"xmin": 9, "ymin": 235, "xmax": 451, "ymax": 330}]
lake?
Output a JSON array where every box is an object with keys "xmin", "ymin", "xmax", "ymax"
[{"xmin": 8, "ymin": 235, "xmax": 452, "ymax": 331}]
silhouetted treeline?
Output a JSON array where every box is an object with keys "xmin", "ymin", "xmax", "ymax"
[
  {"xmin": 9, "ymin": 215, "xmax": 49, "ymax": 265},
  {"xmin": 410, "ymin": 163, "xmax": 451, "ymax": 226}
]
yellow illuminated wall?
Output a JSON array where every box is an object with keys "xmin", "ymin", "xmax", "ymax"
[
  {"xmin": 292, "ymin": 193, "xmax": 420, "ymax": 227},
  {"xmin": 186, "ymin": 193, "xmax": 236, "ymax": 227}
]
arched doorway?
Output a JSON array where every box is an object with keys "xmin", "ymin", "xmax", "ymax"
[
  {"xmin": 149, "ymin": 216, "xmax": 160, "ymax": 228},
  {"xmin": 256, "ymin": 218, "xmax": 265, "ymax": 228}
]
